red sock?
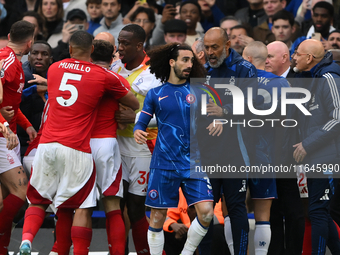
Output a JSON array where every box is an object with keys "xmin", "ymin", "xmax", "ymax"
[
  {"xmin": 71, "ymin": 226, "xmax": 92, "ymax": 255},
  {"xmin": 22, "ymin": 207, "xmax": 46, "ymax": 243},
  {"xmin": 131, "ymin": 216, "xmax": 150, "ymax": 255},
  {"xmin": 51, "ymin": 241, "xmax": 58, "ymax": 253},
  {"xmin": 302, "ymin": 218, "xmax": 312, "ymax": 254},
  {"xmin": 0, "ymin": 194, "xmax": 25, "ymax": 254},
  {"xmin": 56, "ymin": 209, "xmax": 74, "ymax": 255},
  {"xmin": 106, "ymin": 210, "xmax": 125, "ymax": 255}
]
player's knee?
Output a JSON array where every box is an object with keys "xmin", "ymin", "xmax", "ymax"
[
  {"xmin": 152, "ymin": 210, "xmax": 167, "ymax": 223},
  {"xmin": 198, "ymin": 204, "xmax": 214, "ymax": 224}
]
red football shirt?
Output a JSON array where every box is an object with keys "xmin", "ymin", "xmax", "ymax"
[
  {"xmin": 0, "ymin": 47, "xmax": 27, "ymax": 136},
  {"xmin": 91, "ymin": 93, "xmax": 121, "ymax": 138},
  {"xmin": 40, "ymin": 58, "xmax": 130, "ymax": 153}
]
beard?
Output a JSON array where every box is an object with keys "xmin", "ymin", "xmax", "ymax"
[
  {"xmin": 208, "ymin": 47, "xmax": 227, "ymax": 68},
  {"xmin": 174, "ymin": 64, "xmax": 191, "ymax": 80}
]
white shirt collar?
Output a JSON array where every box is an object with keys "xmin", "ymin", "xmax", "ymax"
[{"xmin": 281, "ymin": 66, "xmax": 290, "ymax": 78}]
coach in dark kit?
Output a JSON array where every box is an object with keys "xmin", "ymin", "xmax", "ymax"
[{"xmin": 284, "ymin": 38, "xmax": 340, "ymax": 255}]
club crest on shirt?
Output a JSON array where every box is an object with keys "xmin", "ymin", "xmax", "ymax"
[
  {"xmin": 186, "ymin": 94, "xmax": 196, "ymax": 104},
  {"xmin": 148, "ymin": 189, "xmax": 159, "ymax": 200}
]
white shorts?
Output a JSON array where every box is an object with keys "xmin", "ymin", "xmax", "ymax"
[
  {"xmin": 296, "ymin": 165, "xmax": 308, "ymax": 198},
  {"xmin": 0, "ymin": 136, "xmax": 21, "ymax": 174},
  {"xmin": 27, "ymin": 143, "xmax": 97, "ymax": 209},
  {"xmin": 121, "ymin": 155, "xmax": 151, "ymax": 196},
  {"xmin": 23, "ymin": 148, "xmax": 37, "ymax": 175},
  {"xmin": 90, "ymin": 138, "xmax": 123, "ymax": 198}
]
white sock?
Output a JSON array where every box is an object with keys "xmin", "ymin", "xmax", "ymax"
[
  {"xmin": 181, "ymin": 217, "xmax": 208, "ymax": 255},
  {"xmin": 147, "ymin": 227, "xmax": 164, "ymax": 255},
  {"xmin": 254, "ymin": 222, "xmax": 271, "ymax": 255},
  {"xmin": 224, "ymin": 216, "xmax": 234, "ymax": 255}
]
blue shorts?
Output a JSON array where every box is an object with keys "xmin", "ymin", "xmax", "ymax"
[
  {"xmin": 248, "ymin": 178, "xmax": 277, "ymax": 199},
  {"xmin": 145, "ymin": 168, "xmax": 214, "ymax": 208}
]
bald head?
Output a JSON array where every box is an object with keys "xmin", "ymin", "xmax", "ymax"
[
  {"xmin": 94, "ymin": 32, "xmax": 115, "ymax": 47},
  {"xmin": 205, "ymin": 27, "xmax": 229, "ymax": 43},
  {"xmin": 299, "ymin": 39, "xmax": 325, "ymax": 59},
  {"xmin": 293, "ymin": 39, "xmax": 325, "ymax": 72},
  {"xmin": 267, "ymin": 41, "xmax": 290, "ymax": 62},
  {"xmin": 265, "ymin": 41, "xmax": 290, "ymax": 76},
  {"xmin": 243, "ymin": 41, "xmax": 267, "ymax": 69}
]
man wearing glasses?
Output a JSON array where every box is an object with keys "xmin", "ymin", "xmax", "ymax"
[{"xmin": 287, "ymin": 38, "xmax": 340, "ymax": 254}]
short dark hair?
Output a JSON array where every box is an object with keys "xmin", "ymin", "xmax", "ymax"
[
  {"xmin": 313, "ymin": 1, "xmax": 334, "ymax": 18},
  {"xmin": 121, "ymin": 24, "xmax": 146, "ymax": 44},
  {"xmin": 230, "ymin": 24, "xmax": 252, "ymax": 37},
  {"xmin": 220, "ymin": 16, "xmax": 240, "ymax": 26},
  {"xmin": 146, "ymin": 43, "xmax": 205, "ymax": 82},
  {"xmin": 91, "ymin": 40, "xmax": 113, "ymax": 64},
  {"xmin": 130, "ymin": 6, "xmax": 156, "ymax": 23},
  {"xmin": 272, "ymin": 9, "xmax": 295, "ymax": 27},
  {"xmin": 69, "ymin": 31, "xmax": 93, "ymax": 52},
  {"xmin": 32, "ymin": 40, "xmax": 52, "ymax": 55},
  {"xmin": 10, "ymin": 21, "xmax": 35, "ymax": 44},
  {"xmin": 22, "ymin": 11, "xmax": 44, "ymax": 33},
  {"xmin": 180, "ymin": 0, "xmax": 201, "ymax": 16},
  {"xmin": 86, "ymin": 0, "xmax": 101, "ymax": 6}
]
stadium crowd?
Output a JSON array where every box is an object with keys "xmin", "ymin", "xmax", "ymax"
[{"xmin": 0, "ymin": 0, "xmax": 340, "ymax": 255}]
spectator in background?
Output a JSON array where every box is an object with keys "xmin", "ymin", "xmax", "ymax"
[
  {"xmin": 229, "ymin": 24, "xmax": 254, "ymax": 55},
  {"xmin": 37, "ymin": 0, "xmax": 64, "ymax": 41},
  {"xmin": 306, "ymin": 1, "xmax": 334, "ymax": 39},
  {"xmin": 253, "ymin": 0, "xmax": 286, "ymax": 44},
  {"xmin": 235, "ymin": 0, "xmax": 267, "ymax": 28},
  {"xmin": 220, "ymin": 16, "xmax": 241, "ymax": 37},
  {"xmin": 63, "ymin": 0, "xmax": 90, "ymax": 22},
  {"xmin": 48, "ymin": 9, "xmax": 88, "ymax": 61},
  {"xmin": 86, "ymin": 0, "xmax": 102, "ymax": 35},
  {"xmin": 164, "ymin": 19, "xmax": 187, "ymax": 44},
  {"xmin": 326, "ymin": 30, "xmax": 340, "ymax": 49},
  {"xmin": 93, "ymin": 0, "xmax": 125, "ymax": 46},
  {"xmin": 180, "ymin": 0, "xmax": 203, "ymax": 46},
  {"xmin": 131, "ymin": 6, "xmax": 155, "ymax": 50},
  {"xmin": 271, "ymin": 9, "xmax": 296, "ymax": 53},
  {"xmin": 22, "ymin": 11, "xmax": 46, "ymax": 41},
  {"xmin": 197, "ymin": 0, "xmax": 225, "ymax": 32},
  {"xmin": 291, "ymin": 2, "xmax": 335, "ymax": 53}
]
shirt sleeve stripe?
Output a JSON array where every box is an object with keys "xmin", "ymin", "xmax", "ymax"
[
  {"xmin": 141, "ymin": 110, "xmax": 152, "ymax": 117},
  {"xmin": 324, "ymin": 73, "xmax": 340, "ymax": 119},
  {"xmin": 3, "ymin": 53, "xmax": 15, "ymax": 70},
  {"xmin": 322, "ymin": 73, "xmax": 340, "ymax": 131}
]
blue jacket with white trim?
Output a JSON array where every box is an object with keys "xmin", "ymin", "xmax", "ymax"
[{"xmin": 286, "ymin": 52, "xmax": 340, "ymax": 166}]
